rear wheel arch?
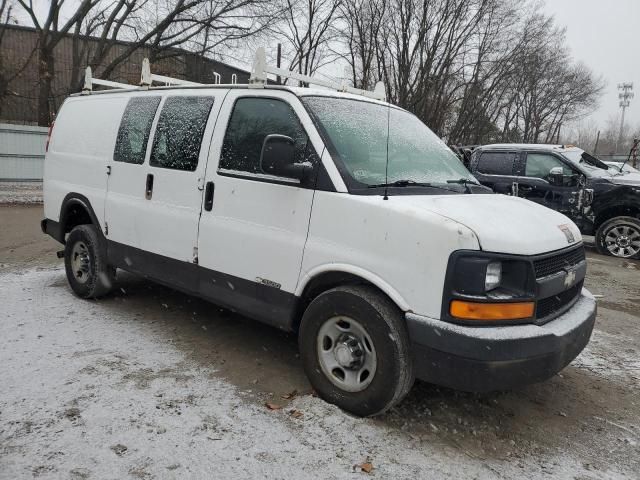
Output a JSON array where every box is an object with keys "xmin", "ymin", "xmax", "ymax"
[
  {"xmin": 594, "ymin": 204, "xmax": 640, "ymax": 231},
  {"xmin": 59, "ymin": 193, "xmax": 103, "ymax": 242}
]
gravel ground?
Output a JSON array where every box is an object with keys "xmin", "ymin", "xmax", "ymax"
[
  {"xmin": 0, "ymin": 182, "xmax": 43, "ymax": 205},
  {"xmin": 1, "ymin": 206, "xmax": 639, "ymax": 479}
]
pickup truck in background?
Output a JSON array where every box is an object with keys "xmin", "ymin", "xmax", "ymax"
[{"xmin": 468, "ymin": 144, "xmax": 640, "ymax": 259}]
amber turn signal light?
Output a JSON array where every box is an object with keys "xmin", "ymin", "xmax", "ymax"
[{"xmin": 450, "ymin": 300, "xmax": 534, "ymax": 321}]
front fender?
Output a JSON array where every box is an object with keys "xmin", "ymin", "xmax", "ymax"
[{"xmin": 296, "ymin": 263, "xmax": 411, "ymax": 311}]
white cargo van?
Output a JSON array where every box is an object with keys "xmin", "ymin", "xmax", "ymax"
[{"xmin": 41, "ymin": 55, "xmax": 596, "ymax": 416}]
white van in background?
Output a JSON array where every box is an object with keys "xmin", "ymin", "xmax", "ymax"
[{"xmin": 41, "ymin": 60, "xmax": 596, "ymax": 416}]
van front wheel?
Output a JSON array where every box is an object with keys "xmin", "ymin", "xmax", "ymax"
[
  {"xmin": 299, "ymin": 285, "xmax": 414, "ymax": 416},
  {"xmin": 64, "ymin": 225, "xmax": 115, "ymax": 298}
]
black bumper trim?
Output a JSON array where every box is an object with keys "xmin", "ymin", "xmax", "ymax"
[
  {"xmin": 41, "ymin": 218, "xmax": 64, "ymax": 244},
  {"xmin": 407, "ymin": 291, "xmax": 597, "ymax": 392}
]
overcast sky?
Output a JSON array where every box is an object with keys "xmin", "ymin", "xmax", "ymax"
[{"xmin": 542, "ymin": 0, "xmax": 639, "ymax": 130}]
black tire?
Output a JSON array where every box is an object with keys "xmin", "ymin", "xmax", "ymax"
[
  {"xmin": 595, "ymin": 216, "xmax": 640, "ymax": 259},
  {"xmin": 298, "ymin": 285, "xmax": 414, "ymax": 417},
  {"xmin": 64, "ymin": 224, "xmax": 115, "ymax": 298}
]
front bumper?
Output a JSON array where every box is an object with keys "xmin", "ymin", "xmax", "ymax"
[{"xmin": 406, "ymin": 289, "xmax": 597, "ymax": 392}]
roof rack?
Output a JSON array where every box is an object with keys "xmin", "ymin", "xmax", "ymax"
[
  {"xmin": 81, "ymin": 50, "xmax": 386, "ymax": 101},
  {"xmin": 249, "ymin": 47, "xmax": 385, "ymax": 101},
  {"xmin": 82, "ymin": 66, "xmax": 132, "ymax": 92}
]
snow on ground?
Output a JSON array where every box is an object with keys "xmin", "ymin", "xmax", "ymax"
[
  {"xmin": 0, "ymin": 267, "xmax": 636, "ymax": 479},
  {"xmin": 0, "ymin": 182, "xmax": 43, "ymax": 204}
]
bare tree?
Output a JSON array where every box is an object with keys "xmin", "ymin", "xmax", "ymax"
[
  {"xmin": 8, "ymin": 0, "xmax": 276, "ymax": 124},
  {"xmin": 338, "ymin": 0, "xmax": 387, "ymax": 90},
  {"xmin": 335, "ymin": 0, "xmax": 603, "ymax": 145},
  {"xmin": 273, "ymin": 0, "xmax": 342, "ymax": 81},
  {"xmin": 16, "ymin": 0, "xmax": 99, "ymax": 125},
  {"xmin": 0, "ymin": 0, "xmax": 19, "ymax": 115},
  {"xmin": 497, "ymin": 10, "xmax": 603, "ymax": 144}
]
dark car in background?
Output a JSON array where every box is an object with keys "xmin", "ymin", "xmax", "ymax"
[{"xmin": 468, "ymin": 144, "xmax": 640, "ymax": 259}]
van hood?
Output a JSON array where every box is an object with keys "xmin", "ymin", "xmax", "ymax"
[{"xmin": 390, "ymin": 194, "xmax": 582, "ymax": 255}]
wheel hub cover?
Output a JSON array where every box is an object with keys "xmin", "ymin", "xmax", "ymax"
[
  {"xmin": 617, "ymin": 236, "xmax": 630, "ymax": 247},
  {"xmin": 334, "ymin": 336, "xmax": 364, "ymax": 369}
]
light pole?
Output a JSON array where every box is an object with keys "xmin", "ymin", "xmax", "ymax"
[{"xmin": 617, "ymin": 83, "xmax": 634, "ymax": 154}]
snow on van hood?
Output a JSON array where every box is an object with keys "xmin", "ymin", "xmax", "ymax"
[{"xmin": 390, "ymin": 194, "xmax": 582, "ymax": 255}]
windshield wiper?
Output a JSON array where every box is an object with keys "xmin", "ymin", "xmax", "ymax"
[
  {"xmin": 446, "ymin": 178, "xmax": 481, "ymax": 193},
  {"xmin": 368, "ymin": 179, "xmax": 461, "ymax": 194},
  {"xmin": 446, "ymin": 178, "xmax": 481, "ymax": 186},
  {"xmin": 368, "ymin": 179, "xmax": 432, "ymax": 188}
]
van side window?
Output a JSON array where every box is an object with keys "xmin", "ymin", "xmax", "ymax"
[
  {"xmin": 150, "ymin": 96, "xmax": 215, "ymax": 171},
  {"xmin": 219, "ymin": 97, "xmax": 310, "ymax": 174},
  {"xmin": 476, "ymin": 152, "xmax": 516, "ymax": 176},
  {"xmin": 114, "ymin": 97, "xmax": 161, "ymax": 164}
]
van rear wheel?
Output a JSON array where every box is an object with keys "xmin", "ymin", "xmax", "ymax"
[
  {"xmin": 595, "ymin": 216, "xmax": 640, "ymax": 259},
  {"xmin": 64, "ymin": 225, "xmax": 115, "ymax": 298},
  {"xmin": 299, "ymin": 285, "xmax": 414, "ymax": 417}
]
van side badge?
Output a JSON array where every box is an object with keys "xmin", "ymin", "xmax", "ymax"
[
  {"xmin": 558, "ymin": 224, "xmax": 575, "ymax": 244},
  {"xmin": 256, "ymin": 277, "xmax": 281, "ymax": 289}
]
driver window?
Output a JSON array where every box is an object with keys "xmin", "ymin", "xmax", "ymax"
[
  {"xmin": 219, "ymin": 97, "xmax": 312, "ymax": 174},
  {"xmin": 525, "ymin": 153, "xmax": 574, "ymax": 180}
]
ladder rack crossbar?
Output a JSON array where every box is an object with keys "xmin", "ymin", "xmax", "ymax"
[
  {"xmin": 82, "ymin": 66, "xmax": 132, "ymax": 93},
  {"xmin": 91, "ymin": 78, "xmax": 131, "ymax": 89},
  {"xmin": 150, "ymin": 73, "xmax": 202, "ymax": 86},
  {"xmin": 264, "ymin": 65, "xmax": 336, "ymax": 90}
]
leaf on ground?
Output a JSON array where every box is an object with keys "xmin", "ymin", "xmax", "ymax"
[
  {"xmin": 289, "ymin": 409, "xmax": 303, "ymax": 419},
  {"xmin": 356, "ymin": 462, "xmax": 374, "ymax": 474},
  {"xmin": 265, "ymin": 402, "xmax": 282, "ymax": 410},
  {"xmin": 281, "ymin": 390, "xmax": 298, "ymax": 400}
]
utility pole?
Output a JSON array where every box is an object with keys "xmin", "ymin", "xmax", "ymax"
[
  {"xmin": 276, "ymin": 43, "xmax": 282, "ymax": 85},
  {"xmin": 616, "ymin": 83, "xmax": 634, "ymax": 154}
]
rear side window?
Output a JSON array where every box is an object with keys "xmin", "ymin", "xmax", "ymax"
[
  {"xmin": 150, "ymin": 96, "xmax": 215, "ymax": 171},
  {"xmin": 219, "ymin": 97, "xmax": 309, "ymax": 174},
  {"xmin": 114, "ymin": 97, "xmax": 161, "ymax": 164},
  {"xmin": 476, "ymin": 152, "xmax": 516, "ymax": 175}
]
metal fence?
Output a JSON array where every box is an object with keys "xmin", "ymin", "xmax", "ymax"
[{"xmin": 0, "ymin": 123, "xmax": 48, "ymax": 181}]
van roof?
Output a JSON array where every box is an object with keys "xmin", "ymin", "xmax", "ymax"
[{"xmin": 71, "ymin": 83, "xmax": 394, "ymax": 108}]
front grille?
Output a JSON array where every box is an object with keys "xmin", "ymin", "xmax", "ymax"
[
  {"xmin": 536, "ymin": 281, "xmax": 583, "ymax": 320},
  {"xmin": 533, "ymin": 246, "xmax": 585, "ymax": 279}
]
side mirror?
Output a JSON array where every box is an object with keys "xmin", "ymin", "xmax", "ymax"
[
  {"xmin": 260, "ymin": 134, "xmax": 311, "ymax": 181},
  {"xmin": 548, "ymin": 166, "xmax": 564, "ymax": 186}
]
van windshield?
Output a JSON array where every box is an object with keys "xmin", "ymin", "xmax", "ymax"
[{"xmin": 302, "ymin": 96, "xmax": 475, "ymax": 191}]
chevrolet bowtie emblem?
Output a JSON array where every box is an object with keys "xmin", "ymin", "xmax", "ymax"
[{"xmin": 564, "ymin": 269, "xmax": 577, "ymax": 288}]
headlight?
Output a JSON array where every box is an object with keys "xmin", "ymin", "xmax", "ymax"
[
  {"xmin": 485, "ymin": 262, "xmax": 502, "ymax": 291},
  {"xmin": 444, "ymin": 252, "xmax": 535, "ymax": 324}
]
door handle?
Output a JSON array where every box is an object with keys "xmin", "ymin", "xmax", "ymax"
[
  {"xmin": 145, "ymin": 173, "xmax": 154, "ymax": 200},
  {"xmin": 204, "ymin": 181, "xmax": 214, "ymax": 211}
]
